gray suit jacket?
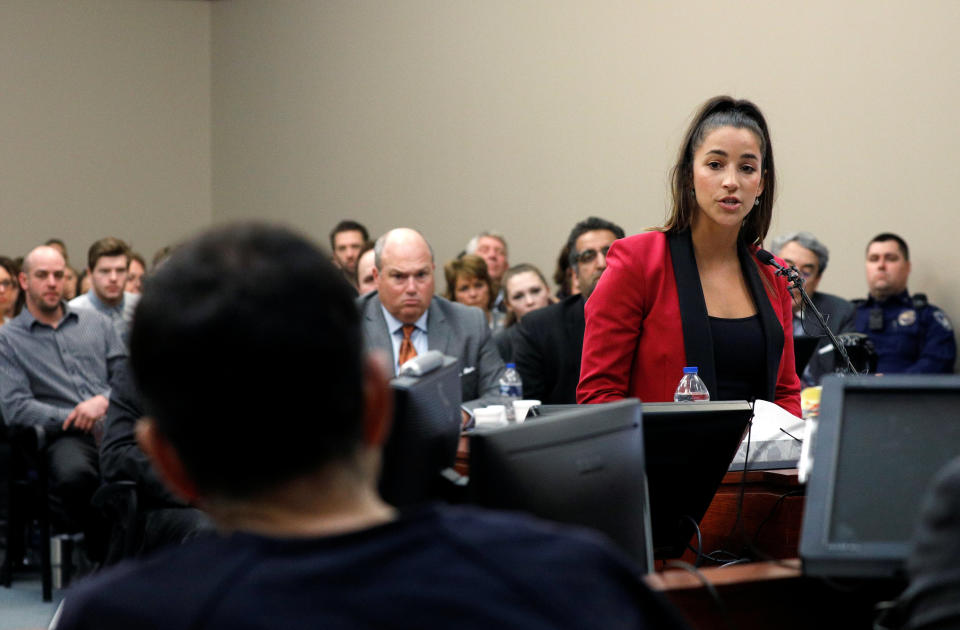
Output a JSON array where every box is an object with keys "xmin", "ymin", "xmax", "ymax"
[{"xmin": 358, "ymin": 292, "xmax": 505, "ymax": 408}]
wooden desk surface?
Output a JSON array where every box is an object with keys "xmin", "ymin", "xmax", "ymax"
[{"xmin": 646, "ymin": 560, "xmax": 893, "ymax": 630}]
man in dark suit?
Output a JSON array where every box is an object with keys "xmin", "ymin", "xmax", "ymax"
[
  {"xmin": 358, "ymin": 228, "xmax": 504, "ymax": 409},
  {"xmin": 514, "ymin": 218, "xmax": 624, "ymax": 404},
  {"xmin": 771, "ymin": 231, "xmax": 856, "ymax": 385}
]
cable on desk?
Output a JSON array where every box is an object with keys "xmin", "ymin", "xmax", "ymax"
[
  {"xmin": 684, "ymin": 514, "xmax": 705, "ymax": 568},
  {"xmin": 719, "ymin": 558, "xmax": 752, "ymax": 568},
  {"xmin": 662, "ymin": 560, "xmax": 742, "ymax": 630},
  {"xmin": 687, "ymin": 546, "xmax": 744, "ymax": 566},
  {"xmin": 749, "ymin": 488, "xmax": 805, "ymax": 551},
  {"xmin": 727, "ymin": 411, "xmax": 754, "ymax": 542}
]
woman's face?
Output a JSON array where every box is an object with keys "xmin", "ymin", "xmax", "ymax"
[
  {"xmin": 691, "ymin": 125, "xmax": 764, "ymax": 233},
  {"xmin": 454, "ymin": 273, "xmax": 490, "ymax": 311},
  {"xmin": 61, "ymin": 267, "xmax": 77, "ymax": 301},
  {"xmin": 0, "ymin": 266, "xmax": 19, "ymax": 315},
  {"xmin": 506, "ymin": 271, "xmax": 550, "ymax": 320}
]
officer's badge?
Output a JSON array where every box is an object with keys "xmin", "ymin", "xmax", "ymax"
[
  {"xmin": 897, "ymin": 309, "xmax": 916, "ymax": 327},
  {"xmin": 934, "ymin": 310, "xmax": 953, "ymax": 332}
]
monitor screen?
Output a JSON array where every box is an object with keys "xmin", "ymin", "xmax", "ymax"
[
  {"xmin": 801, "ymin": 374, "xmax": 960, "ymax": 579},
  {"xmin": 378, "ymin": 355, "xmax": 463, "ymax": 508},
  {"xmin": 531, "ymin": 401, "xmax": 753, "ymax": 559},
  {"xmin": 467, "ymin": 399, "xmax": 653, "ymax": 572}
]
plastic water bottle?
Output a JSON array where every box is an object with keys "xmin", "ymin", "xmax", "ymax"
[
  {"xmin": 499, "ymin": 363, "xmax": 523, "ymax": 422},
  {"xmin": 674, "ymin": 366, "xmax": 710, "ymax": 402}
]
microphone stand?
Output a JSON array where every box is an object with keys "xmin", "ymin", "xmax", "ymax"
[{"xmin": 760, "ymin": 253, "xmax": 859, "ymax": 376}]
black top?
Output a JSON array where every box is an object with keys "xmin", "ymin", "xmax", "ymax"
[
  {"xmin": 709, "ymin": 314, "xmax": 766, "ymax": 403},
  {"xmin": 54, "ymin": 504, "xmax": 689, "ymax": 630}
]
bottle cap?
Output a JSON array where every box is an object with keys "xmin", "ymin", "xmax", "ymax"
[
  {"xmin": 506, "ymin": 363, "xmax": 516, "ymax": 369},
  {"xmin": 683, "ymin": 366, "xmax": 698, "ymax": 374}
]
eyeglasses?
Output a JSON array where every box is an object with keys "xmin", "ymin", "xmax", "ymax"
[
  {"xmin": 0, "ymin": 280, "xmax": 14, "ymax": 291},
  {"xmin": 574, "ymin": 246, "xmax": 611, "ymax": 265}
]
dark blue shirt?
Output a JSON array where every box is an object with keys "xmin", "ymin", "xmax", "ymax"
[
  {"xmin": 854, "ymin": 290, "xmax": 956, "ymax": 374},
  {"xmin": 53, "ymin": 504, "xmax": 687, "ymax": 630}
]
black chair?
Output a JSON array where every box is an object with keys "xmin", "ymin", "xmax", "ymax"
[{"xmin": 0, "ymin": 423, "xmax": 54, "ymax": 601}]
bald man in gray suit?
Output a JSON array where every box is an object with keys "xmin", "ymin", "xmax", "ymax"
[{"xmin": 358, "ymin": 228, "xmax": 505, "ymax": 409}]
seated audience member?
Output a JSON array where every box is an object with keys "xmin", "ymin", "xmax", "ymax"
[
  {"xmin": 329, "ymin": 219, "xmax": 369, "ymax": 288},
  {"xmin": 354, "ymin": 241, "xmax": 377, "ymax": 295},
  {"xmin": 552, "ymin": 241, "xmax": 580, "ymax": 300},
  {"xmin": 359, "ymin": 228, "xmax": 505, "ymax": 409},
  {"xmin": 465, "ymin": 231, "xmax": 509, "ymax": 312},
  {"xmin": 443, "ymin": 254, "xmax": 501, "ymax": 330},
  {"xmin": 62, "ymin": 266, "xmax": 78, "ymax": 301},
  {"xmin": 76, "ymin": 268, "xmax": 91, "ymax": 298},
  {"xmin": 493, "ymin": 264, "xmax": 553, "ymax": 363},
  {"xmin": 45, "ymin": 238, "xmax": 69, "ymax": 264},
  {"xmin": 854, "ymin": 233, "xmax": 955, "ymax": 374},
  {"xmin": 69, "ymin": 237, "xmax": 140, "ymax": 346},
  {"xmin": 515, "ymin": 217, "xmax": 624, "ymax": 404},
  {"xmin": 895, "ymin": 455, "xmax": 960, "ymax": 628},
  {"xmin": 770, "ymin": 231, "xmax": 856, "ymax": 385},
  {"xmin": 125, "ymin": 252, "xmax": 147, "ymax": 294},
  {"xmin": 151, "ymin": 245, "xmax": 173, "ymax": 269},
  {"xmin": 0, "ymin": 256, "xmax": 21, "ymax": 325},
  {"xmin": 0, "ymin": 246, "xmax": 126, "ymax": 552},
  {"xmin": 99, "ymin": 361, "xmax": 212, "ymax": 557},
  {"xmin": 52, "ymin": 222, "xmax": 687, "ymax": 630}
]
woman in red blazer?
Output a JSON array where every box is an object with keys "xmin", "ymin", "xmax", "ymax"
[{"xmin": 577, "ymin": 96, "xmax": 801, "ymax": 416}]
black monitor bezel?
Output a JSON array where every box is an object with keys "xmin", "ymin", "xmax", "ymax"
[
  {"xmin": 378, "ymin": 356, "xmax": 463, "ymax": 508},
  {"xmin": 467, "ymin": 399, "xmax": 654, "ymax": 572},
  {"xmin": 800, "ymin": 374, "xmax": 960, "ymax": 579}
]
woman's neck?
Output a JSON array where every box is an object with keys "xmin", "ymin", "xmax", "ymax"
[{"xmin": 690, "ymin": 218, "xmax": 740, "ymax": 264}]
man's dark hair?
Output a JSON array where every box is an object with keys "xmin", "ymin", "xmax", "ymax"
[
  {"xmin": 130, "ymin": 223, "xmax": 365, "ymax": 500},
  {"xmin": 566, "ymin": 217, "xmax": 626, "ymax": 269},
  {"xmin": 868, "ymin": 232, "xmax": 910, "ymax": 261},
  {"xmin": 329, "ymin": 220, "xmax": 369, "ymax": 249},
  {"xmin": 87, "ymin": 236, "xmax": 131, "ymax": 271}
]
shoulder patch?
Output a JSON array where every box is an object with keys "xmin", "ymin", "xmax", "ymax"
[{"xmin": 934, "ymin": 310, "xmax": 953, "ymax": 332}]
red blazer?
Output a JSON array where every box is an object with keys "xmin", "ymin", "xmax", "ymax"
[{"xmin": 577, "ymin": 230, "xmax": 801, "ymax": 417}]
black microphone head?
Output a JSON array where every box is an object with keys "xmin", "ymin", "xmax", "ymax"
[{"xmin": 755, "ymin": 249, "xmax": 777, "ymax": 266}]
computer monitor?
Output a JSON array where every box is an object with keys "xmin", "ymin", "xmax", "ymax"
[
  {"xmin": 467, "ymin": 399, "xmax": 653, "ymax": 572},
  {"xmin": 801, "ymin": 374, "xmax": 960, "ymax": 579},
  {"xmin": 637, "ymin": 401, "xmax": 754, "ymax": 558},
  {"xmin": 378, "ymin": 355, "xmax": 463, "ymax": 508},
  {"xmin": 532, "ymin": 401, "xmax": 753, "ymax": 557},
  {"xmin": 794, "ymin": 336, "xmax": 820, "ymax": 375}
]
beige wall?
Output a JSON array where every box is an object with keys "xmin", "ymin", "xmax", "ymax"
[
  {"xmin": 209, "ymin": 1, "xmax": 960, "ymax": 355},
  {"xmin": 4, "ymin": 1, "xmax": 958, "ymax": 361},
  {"xmin": 1, "ymin": 0, "xmax": 211, "ymax": 269}
]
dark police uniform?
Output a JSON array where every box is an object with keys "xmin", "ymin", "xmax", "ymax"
[{"xmin": 853, "ymin": 290, "xmax": 956, "ymax": 374}]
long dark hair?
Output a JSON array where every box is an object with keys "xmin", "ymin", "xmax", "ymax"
[{"xmin": 663, "ymin": 96, "xmax": 775, "ymax": 246}]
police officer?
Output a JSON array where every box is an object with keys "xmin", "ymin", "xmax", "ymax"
[{"xmin": 853, "ymin": 233, "xmax": 956, "ymax": 374}]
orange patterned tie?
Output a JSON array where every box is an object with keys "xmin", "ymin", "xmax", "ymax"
[{"xmin": 397, "ymin": 324, "xmax": 418, "ymax": 368}]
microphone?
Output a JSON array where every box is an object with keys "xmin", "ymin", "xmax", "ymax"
[
  {"xmin": 755, "ymin": 248, "xmax": 859, "ymax": 377},
  {"xmin": 398, "ymin": 350, "xmax": 445, "ymax": 377},
  {"xmin": 756, "ymin": 249, "xmax": 784, "ymax": 271}
]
